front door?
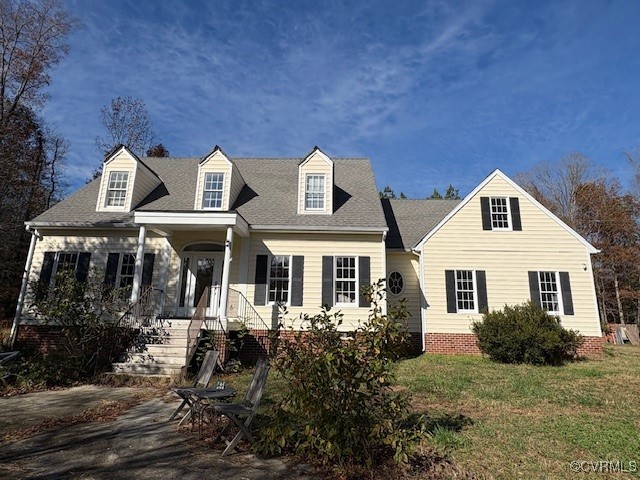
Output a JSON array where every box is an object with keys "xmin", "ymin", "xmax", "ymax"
[{"xmin": 177, "ymin": 253, "xmax": 223, "ymax": 317}]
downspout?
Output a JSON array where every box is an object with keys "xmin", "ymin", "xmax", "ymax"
[
  {"xmin": 9, "ymin": 226, "xmax": 41, "ymax": 349},
  {"xmin": 381, "ymin": 230, "xmax": 388, "ymax": 316},
  {"xmin": 412, "ymin": 246, "xmax": 427, "ymax": 352}
]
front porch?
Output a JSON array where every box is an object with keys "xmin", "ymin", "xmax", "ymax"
[{"xmin": 112, "ymin": 211, "xmax": 275, "ymax": 375}]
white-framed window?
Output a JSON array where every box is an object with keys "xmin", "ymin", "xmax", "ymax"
[
  {"xmin": 490, "ymin": 197, "xmax": 511, "ymax": 230},
  {"xmin": 388, "ymin": 271, "xmax": 404, "ymax": 296},
  {"xmin": 202, "ymin": 172, "xmax": 225, "ymax": 209},
  {"xmin": 305, "ymin": 174, "xmax": 325, "ymax": 210},
  {"xmin": 106, "ymin": 171, "xmax": 129, "ymax": 207},
  {"xmin": 538, "ymin": 271, "xmax": 561, "ymax": 314},
  {"xmin": 268, "ymin": 255, "xmax": 291, "ymax": 304},
  {"xmin": 455, "ymin": 270, "xmax": 476, "ymax": 312},
  {"xmin": 54, "ymin": 252, "xmax": 79, "ymax": 279},
  {"xmin": 118, "ymin": 253, "xmax": 136, "ymax": 291},
  {"xmin": 335, "ymin": 256, "xmax": 357, "ymax": 304}
]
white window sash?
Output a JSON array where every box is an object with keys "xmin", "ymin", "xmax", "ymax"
[
  {"xmin": 305, "ymin": 174, "xmax": 325, "ymax": 210},
  {"xmin": 455, "ymin": 269, "xmax": 478, "ymax": 313},
  {"xmin": 490, "ymin": 197, "xmax": 512, "ymax": 230},
  {"xmin": 334, "ymin": 256, "xmax": 358, "ymax": 306},
  {"xmin": 267, "ymin": 255, "xmax": 291, "ymax": 305},
  {"xmin": 538, "ymin": 271, "xmax": 563, "ymax": 315},
  {"xmin": 202, "ymin": 172, "xmax": 225, "ymax": 209}
]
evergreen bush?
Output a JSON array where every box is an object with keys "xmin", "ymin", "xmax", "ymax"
[{"xmin": 472, "ymin": 302, "xmax": 584, "ymax": 365}]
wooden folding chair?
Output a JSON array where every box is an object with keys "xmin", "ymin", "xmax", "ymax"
[
  {"xmin": 212, "ymin": 357, "xmax": 270, "ymax": 456},
  {"xmin": 169, "ymin": 350, "xmax": 220, "ymax": 423}
]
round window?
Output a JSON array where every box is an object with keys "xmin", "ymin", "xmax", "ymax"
[{"xmin": 388, "ymin": 271, "xmax": 404, "ymax": 295}]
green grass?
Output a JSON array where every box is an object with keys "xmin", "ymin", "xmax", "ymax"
[{"xmin": 394, "ymin": 345, "xmax": 640, "ymax": 479}]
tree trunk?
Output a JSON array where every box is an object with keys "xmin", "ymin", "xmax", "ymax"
[{"xmin": 614, "ymin": 274, "xmax": 625, "ymax": 324}]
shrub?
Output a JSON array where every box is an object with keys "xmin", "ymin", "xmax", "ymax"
[
  {"xmin": 25, "ymin": 269, "xmax": 134, "ymax": 384},
  {"xmin": 256, "ymin": 283, "xmax": 427, "ymax": 475},
  {"xmin": 472, "ymin": 302, "xmax": 584, "ymax": 365}
]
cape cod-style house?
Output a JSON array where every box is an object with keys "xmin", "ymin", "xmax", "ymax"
[{"xmin": 11, "ymin": 145, "xmax": 605, "ymax": 374}]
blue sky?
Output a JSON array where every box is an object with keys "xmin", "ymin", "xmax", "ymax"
[{"xmin": 45, "ymin": 0, "xmax": 640, "ymax": 197}]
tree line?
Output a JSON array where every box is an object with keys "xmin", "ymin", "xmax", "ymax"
[{"xmin": 0, "ymin": 0, "xmax": 164, "ymax": 319}]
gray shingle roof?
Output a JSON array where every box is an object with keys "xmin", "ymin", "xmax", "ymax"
[
  {"xmin": 382, "ymin": 198, "xmax": 460, "ymax": 250},
  {"xmin": 31, "ymin": 156, "xmax": 387, "ymax": 231}
]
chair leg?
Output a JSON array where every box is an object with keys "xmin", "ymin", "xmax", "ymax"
[
  {"xmin": 168, "ymin": 399, "xmax": 188, "ymax": 421},
  {"xmin": 220, "ymin": 414, "xmax": 255, "ymax": 457}
]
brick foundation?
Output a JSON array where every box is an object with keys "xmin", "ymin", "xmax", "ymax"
[
  {"xmin": 15, "ymin": 325, "xmax": 66, "ymax": 353},
  {"xmin": 425, "ymin": 332, "xmax": 606, "ymax": 356}
]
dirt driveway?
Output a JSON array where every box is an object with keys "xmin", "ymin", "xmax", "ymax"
[{"xmin": 0, "ymin": 386, "xmax": 316, "ymax": 479}]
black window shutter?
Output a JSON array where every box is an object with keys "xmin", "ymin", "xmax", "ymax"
[
  {"xmin": 104, "ymin": 253, "xmax": 120, "ymax": 285},
  {"xmin": 358, "ymin": 256, "xmax": 371, "ymax": 307},
  {"xmin": 480, "ymin": 197, "xmax": 492, "ymax": 230},
  {"xmin": 510, "ymin": 197, "xmax": 522, "ymax": 231},
  {"xmin": 528, "ymin": 271, "xmax": 541, "ymax": 308},
  {"xmin": 254, "ymin": 255, "xmax": 268, "ymax": 306},
  {"xmin": 445, "ymin": 270, "xmax": 457, "ymax": 313},
  {"xmin": 142, "ymin": 253, "xmax": 155, "ymax": 286},
  {"xmin": 39, "ymin": 252, "xmax": 56, "ymax": 287},
  {"xmin": 476, "ymin": 270, "xmax": 488, "ymax": 313},
  {"xmin": 559, "ymin": 271, "xmax": 574, "ymax": 315},
  {"xmin": 321, "ymin": 256, "xmax": 333, "ymax": 308},
  {"xmin": 75, "ymin": 253, "xmax": 91, "ymax": 282},
  {"xmin": 291, "ymin": 256, "xmax": 304, "ymax": 306}
]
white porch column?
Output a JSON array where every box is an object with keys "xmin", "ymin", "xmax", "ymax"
[
  {"xmin": 9, "ymin": 228, "xmax": 39, "ymax": 348},
  {"xmin": 219, "ymin": 227, "xmax": 234, "ymax": 322},
  {"xmin": 130, "ymin": 224, "xmax": 147, "ymax": 304}
]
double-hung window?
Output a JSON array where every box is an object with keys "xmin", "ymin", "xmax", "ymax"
[
  {"xmin": 490, "ymin": 197, "xmax": 510, "ymax": 229},
  {"xmin": 53, "ymin": 252, "xmax": 79, "ymax": 285},
  {"xmin": 268, "ymin": 255, "xmax": 290, "ymax": 303},
  {"xmin": 446, "ymin": 269, "xmax": 487, "ymax": 314},
  {"xmin": 118, "ymin": 253, "xmax": 136, "ymax": 291},
  {"xmin": 305, "ymin": 174, "xmax": 325, "ymax": 210},
  {"xmin": 455, "ymin": 270, "xmax": 476, "ymax": 312},
  {"xmin": 202, "ymin": 172, "xmax": 224, "ymax": 209},
  {"xmin": 538, "ymin": 271, "xmax": 560, "ymax": 314},
  {"xmin": 335, "ymin": 256, "xmax": 357, "ymax": 304},
  {"xmin": 106, "ymin": 172, "xmax": 129, "ymax": 207}
]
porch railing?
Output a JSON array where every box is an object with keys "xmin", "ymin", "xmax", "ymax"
[
  {"xmin": 118, "ymin": 286, "xmax": 164, "ymax": 329},
  {"xmin": 227, "ymin": 288, "xmax": 270, "ymax": 331}
]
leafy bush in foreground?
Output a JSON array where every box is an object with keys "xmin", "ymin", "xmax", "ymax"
[
  {"xmin": 472, "ymin": 302, "xmax": 584, "ymax": 366},
  {"xmin": 256, "ymin": 284, "xmax": 427, "ymax": 474}
]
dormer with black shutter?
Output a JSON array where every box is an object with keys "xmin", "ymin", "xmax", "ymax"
[{"xmin": 297, "ymin": 147, "xmax": 334, "ymax": 215}]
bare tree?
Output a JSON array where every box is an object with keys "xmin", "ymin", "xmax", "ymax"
[
  {"xmin": 95, "ymin": 96, "xmax": 158, "ymax": 158},
  {"xmin": 0, "ymin": 0, "xmax": 77, "ymax": 123},
  {"xmin": 516, "ymin": 153, "xmax": 606, "ymax": 226}
]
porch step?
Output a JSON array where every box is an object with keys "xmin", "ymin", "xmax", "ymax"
[
  {"xmin": 111, "ymin": 318, "xmax": 200, "ymax": 377},
  {"xmin": 111, "ymin": 362, "xmax": 183, "ymax": 376}
]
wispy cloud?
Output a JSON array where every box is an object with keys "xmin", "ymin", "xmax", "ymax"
[{"xmin": 46, "ymin": 0, "xmax": 640, "ymax": 196}]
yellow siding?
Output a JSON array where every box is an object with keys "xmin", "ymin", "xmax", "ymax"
[
  {"xmin": 386, "ymin": 252, "xmax": 421, "ymax": 332},
  {"xmin": 195, "ymin": 151, "xmax": 233, "ymax": 210},
  {"xmin": 229, "ymin": 163, "xmax": 245, "ymax": 208},
  {"xmin": 297, "ymin": 152, "xmax": 333, "ymax": 214},
  {"xmin": 246, "ymin": 233, "xmax": 385, "ymax": 330},
  {"xmin": 23, "ymin": 229, "xmax": 166, "ymax": 323},
  {"xmin": 422, "ymin": 175, "xmax": 601, "ymax": 336},
  {"xmin": 131, "ymin": 164, "xmax": 161, "ymax": 208},
  {"xmin": 96, "ymin": 150, "xmax": 136, "ymax": 211}
]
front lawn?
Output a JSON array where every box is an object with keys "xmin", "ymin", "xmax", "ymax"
[{"xmin": 395, "ymin": 345, "xmax": 640, "ymax": 479}]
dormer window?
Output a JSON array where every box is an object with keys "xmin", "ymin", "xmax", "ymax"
[
  {"xmin": 202, "ymin": 172, "xmax": 224, "ymax": 209},
  {"xmin": 305, "ymin": 174, "xmax": 325, "ymax": 210},
  {"xmin": 106, "ymin": 172, "xmax": 129, "ymax": 207}
]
